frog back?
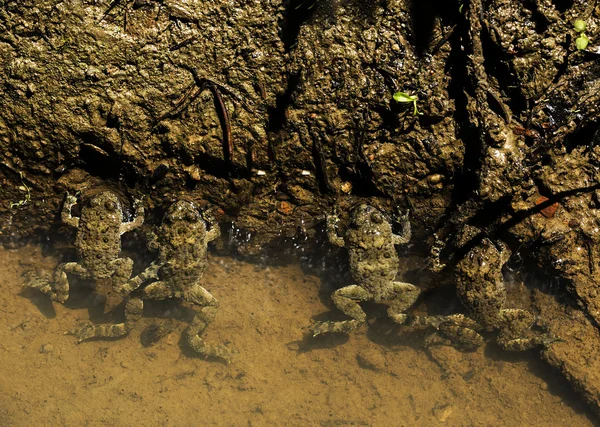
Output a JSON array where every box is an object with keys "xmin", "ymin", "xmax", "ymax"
[
  {"xmin": 157, "ymin": 221, "xmax": 208, "ymax": 290},
  {"xmin": 346, "ymin": 228, "xmax": 399, "ymax": 289},
  {"xmin": 75, "ymin": 205, "xmax": 123, "ymax": 273},
  {"xmin": 455, "ymin": 242, "xmax": 507, "ymax": 330}
]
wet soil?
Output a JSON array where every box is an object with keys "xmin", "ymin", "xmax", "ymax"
[{"xmin": 1, "ymin": 245, "xmax": 596, "ymax": 426}]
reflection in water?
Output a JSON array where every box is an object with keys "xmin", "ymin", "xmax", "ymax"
[{"xmin": 1, "ymin": 245, "xmax": 594, "ymax": 425}]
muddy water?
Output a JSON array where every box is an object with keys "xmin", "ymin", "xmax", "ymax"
[{"xmin": 0, "ymin": 245, "xmax": 595, "ymax": 426}]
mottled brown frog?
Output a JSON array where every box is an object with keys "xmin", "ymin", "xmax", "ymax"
[
  {"xmin": 311, "ymin": 204, "xmax": 420, "ymax": 336},
  {"xmin": 70, "ymin": 201, "xmax": 232, "ymax": 361},
  {"xmin": 417, "ymin": 237, "xmax": 557, "ymax": 351},
  {"xmin": 24, "ymin": 191, "xmax": 143, "ymax": 303}
]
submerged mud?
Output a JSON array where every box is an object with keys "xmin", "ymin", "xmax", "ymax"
[{"xmin": 2, "ymin": 245, "xmax": 597, "ymax": 425}]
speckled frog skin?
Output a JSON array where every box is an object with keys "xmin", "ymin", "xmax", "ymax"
[
  {"xmin": 69, "ymin": 201, "xmax": 233, "ymax": 361},
  {"xmin": 24, "ymin": 191, "xmax": 143, "ymax": 303},
  {"xmin": 418, "ymin": 238, "xmax": 557, "ymax": 351},
  {"xmin": 311, "ymin": 204, "xmax": 420, "ymax": 335}
]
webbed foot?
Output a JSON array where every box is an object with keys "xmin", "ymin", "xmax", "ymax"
[{"xmin": 541, "ymin": 333, "xmax": 564, "ymax": 347}]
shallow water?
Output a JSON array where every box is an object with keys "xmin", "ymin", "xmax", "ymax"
[{"xmin": 0, "ymin": 245, "xmax": 595, "ymax": 426}]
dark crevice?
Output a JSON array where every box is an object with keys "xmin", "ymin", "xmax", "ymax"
[
  {"xmin": 193, "ymin": 153, "xmax": 248, "ymax": 180},
  {"xmin": 119, "ymin": 162, "xmax": 138, "ymax": 189},
  {"xmin": 77, "ymin": 132, "xmax": 121, "ymax": 180},
  {"xmin": 480, "ymin": 28, "xmax": 527, "ymax": 119},
  {"xmin": 280, "ymin": 0, "xmax": 318, "ymax": 51},
  {"xmin": 550, "ymin": 0, "xmax": 574, "ymax": 13},
  {"xmin": 311, "ymin": 135, "xmax": 331, "ymax": 194},
  {"xmin": 410, "ymin": 0, "xmax": 461, "ymax": 55},
  {"xmin": 150, "ymin": 163, "xmax": 169, "ymax": 184},
  {"xmin": 410, "ymin": 0, "xmax": 439, "ymax": 54},
  {"xmin": 76, "ymin": 130, "xmax": 140, "ymax": 188},
  {"xmin": 267, "ymin": 73, "xmax": 300, "ymax": 132},
  {"xmin": 338, "ymin": 164, "xmax": 386, "ymax": 198},
  {"xmin": 446, "ymin": 19, "xmax": 479, "ymax": 208},
  {"xmin": 523, "ymin": 0, "xmax": 550, "ymax": 34},
  {"xmin": 563, "ymin": 121, "xmax": 600, "ymax": 153},
  {"xmin": 375, "ymin": 104, "xmax": 414, "ymax": 133}
]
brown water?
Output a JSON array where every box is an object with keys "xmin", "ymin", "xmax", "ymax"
[{"xmin": 0, "ymin": 245, "xmax": 595, "ymax": 426}]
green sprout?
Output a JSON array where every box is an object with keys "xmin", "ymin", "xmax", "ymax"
[
  {"xmin": 574, "ymin": 19, "xmax": 586, "ymax": 33},
  {"xmin": 393, "ymin": 91, "xmax": 422, "ymax": 116},
  {"xmin": 574, "ymin": 19, "xmax": 590, "ymax": 51},
  {"xmin": 9, "ymin": 172, "xmax": 31, "ymax": 209},
  {"xmin": 576, "ymin": 33, "xmax": 590, "ymax": 50}
]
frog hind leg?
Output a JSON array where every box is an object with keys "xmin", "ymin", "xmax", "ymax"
[
  {"xmin": 497, "ymin": 308, "xmax": 559, "ymax": 351},
  {"xmin": 24, "ymin": 262, "xmax": 87, "ymax": 303},
  {"xmin": 114, "ymin": 262, "xmax": 162, "ymax": 296},
  {"xmin": 184, "ymin": 283, "xmax": 235, "ymax": 362},
  {"xmin": 401, "ymin": 313, "xmax": 485, "ymax": 351},
  {"xmin": 425, "ymin": 321, "xmax": 485, "ymax": 352},
  {"xmin": 109, "ymin": 257, "xmax": 134, "ymax": 288},
  {"xmin": 66, "ymin": 297, "xmax": 144, "ymax": 342},
  {"xmin": 310, "ymin": 285, "xmax": 373, "ymax": 336},
  {"xmin": 385, "ymin": 281, "xmax": 421, "ymax": 324},
  {"xmin": 101, "ymin": 257, "xmax": 135, "ymax": 313}
]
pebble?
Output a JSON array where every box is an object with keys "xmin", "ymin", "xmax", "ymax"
[
  {"xmin": 40, "ymin": 344, "xmax": 54, "ymax": 354},
  {"xmin": 356, "ymin": 349, "xmax": 386, "ymax": 372}
]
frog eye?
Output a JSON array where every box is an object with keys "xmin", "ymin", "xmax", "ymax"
[
  {"xmin": 370, "ymin": 212, "xmax": 383, "ymax": 224},
  {"xmin": 105, "ymin": 200, "xmax": 117, "ymax": 211}
]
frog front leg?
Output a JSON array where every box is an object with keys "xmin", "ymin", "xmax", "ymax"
[
  {"xmin": 66, "ymin": 297, "xmax": 144, "ymax": 342},
  {"xmin": 61, "ymin": 193, "xmax": 80, "ymax": 228},
  {"xmin": 119, "ymin": 198, "xmax": 144, "ymax": 234},
  {"xmin": 203, "ymin": 210, "xmax": 221, "ymax": 244},
  {"xmin": 326, "ymin": 214, "xmax": 345, "ymax": 247},
  {"xmin": 310, "ymin": 285, "xmax": 373, "ymax": 336}
]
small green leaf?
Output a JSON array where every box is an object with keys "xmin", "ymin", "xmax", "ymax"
[
  {"xmin": 393, "ymin": 91, "xmax": 417, "ymax": 103},
  {"xmin": 574, "ymin": 19, "xmax": 586, "ymax": 33},
  {"xmin": 576, "ymin": 33, "xmax": 589, "ymax": 50}
]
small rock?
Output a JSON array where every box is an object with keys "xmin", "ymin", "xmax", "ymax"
[
  {"xmin": 356, "ymin": 349, "xmax": 386, "ymax": 372},
  {"xmin": 432, "ymin": 404, "xmax": 453, "ymax": 422},
  {"xmin": 40, "ymin": 344, "xmax": 54, "ymax": 354}
]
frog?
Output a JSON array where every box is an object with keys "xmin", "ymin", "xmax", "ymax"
[
  {"xmin": 310, "ymin": 204, "xmax": 421, "ymax": 336},
  {"xmin": 412, "ymin": 237, "xmax": 557, "ymax": 351},
  {"xmin": 24, "ymin": 191, "xmax": 144, "ymax": 303},
  {"xmin": 68, "ymin": 200, "xmax": 232, "ymax": 361}
]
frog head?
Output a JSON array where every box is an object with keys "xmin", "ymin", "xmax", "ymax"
[{"xmin": 349, "ymin": 204, "xmax": 391, "ymax": 234}]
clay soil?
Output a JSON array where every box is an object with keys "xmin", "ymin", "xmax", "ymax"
[{"xmin": 0, "ymin": 245, "xmax": 595, "ymax": 426}]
